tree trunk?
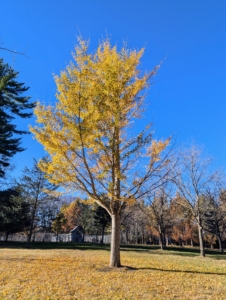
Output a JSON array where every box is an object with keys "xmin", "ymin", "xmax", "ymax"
[
  {"xmin": 159, "ymin": 231, "xmax": 165, "ymax": 250},
  {"xmin": 191, "ymin": 238, "xmax": 193, "ymax": 247},
  {"xmin": 5, "ymin": 232, "xmax": 9, "ymax": 242},
  {"xmin": 110, "ymin": 214, "xmax": 121, "ymax": 267},
  {"xmin": 198, "ymin": 225, "xmax": 205, "ymax": 257},
  {"xmin": 32, "ymin": 232, "xmax": 36, "ymax": 242},
  {"xmin": 125, "ymin": 230, "xmax": 129, "ymax": 244},
  {"xmin": 26, "ymin": 201, "xmax": 38, "ymax": 248},
  {"xmin": 165, "ymin": 236, "xmax": 169, "ymax": 246},
  {"xmin": 101, "ymin": 226, "xmax": 105, "ymax": 244},
  {"xmin": 217, "ymin": 235, "xmax": 224, "ymax": 253},
  {"xmin": 163, "ymin": 235, "xmax": 166, "ymax": 248},
  {"xmin": 82, "ymin": 229, "xmax": 85, "ymax": 243},
  {"xmin": 27, "ymin": 229, "xmax": 32, "ymax": 248}
]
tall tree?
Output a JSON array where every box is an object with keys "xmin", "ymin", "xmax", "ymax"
[
  {"xmin": 203, "ymin": 192, "xmax": 226, "ymax": 252},
  {"xmin": 16, "ymin": 159, "xmax": 58, "ymax": 248},
  {"xmin": 172, "ymin": 146, "xmax": 223, "ymax": 257},
  {"xmin": 75, "ymin": 201, "xmax": 95, "ymax": 240},
  {"xmin": 0, "ymin": 187, "xmax": 30, "ymax": 241},
  {"xmin": 121, "ymin": 202, "xmax": 149, "ymax": 244},
  {"xmin": 170, "ymin": 194, "xmax": 197, "ymax": 247},
  {"xmin": 93, "ymin": 204, "xmax": 111, "ymax": 243},
  {"xmin": 38, "ymin": 199, "xmax": 59, "ymax": 232},
  {"xmin": 59, "ymin": 199, "xmax": 95, "ymax": 240},
  {"xmin": 60, "ymin": 200, "xmax": 81, "ymax": 232},
  {"xmin": 30, "ymin": 38, "xmax": 171, "ymax": 267},
  {"xmin": 146, "ymin": 189, "xmax": 172, "ymax": 249},
  {"xmin": 0, "ymin": 59, "xmax": 34, "ymax": 177},
  {"xmin": 51, "ymin": 211, "xmax": 66, "ymax": 241}
]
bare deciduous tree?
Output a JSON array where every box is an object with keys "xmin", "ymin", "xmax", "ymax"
[{"xmin": 172, "ymin": 145, "xmax": 223, "ymax": 257}]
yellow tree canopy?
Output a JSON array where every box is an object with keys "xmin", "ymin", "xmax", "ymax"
[{"xmin": 30, "ymin": 38, "xmax": 170, "ymax": 216}]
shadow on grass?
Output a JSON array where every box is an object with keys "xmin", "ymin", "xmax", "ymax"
[
  {"xmin": 121, "ymin": 265, "xmax": 226, "ymax": 276},
  {"xmin": 0, "ymin": 242, "xmax": 225, "ymax": 259},
  {"xmin": 120, "ymin": 245, "xmax": 226, "ymax": 259},
  {"xmin": 97, "ymin": 263, "xmax": 226, "ymax": 276},
  {"xmin": 120, "ymin": 248, "xmax": 199, "ymax": 257},
  {"xmin": 0, "ymin": 241, "xmax": 110, "ymax": 251}
]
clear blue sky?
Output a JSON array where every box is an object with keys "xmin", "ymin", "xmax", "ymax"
[{"xmin": 1, "ymin": 0, "xmax": 226, "ymax": 178}]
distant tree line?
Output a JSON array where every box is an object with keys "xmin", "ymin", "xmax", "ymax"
[{"xmin": 1, "ymin": 153, "xmax": 226, "ymax": 257}]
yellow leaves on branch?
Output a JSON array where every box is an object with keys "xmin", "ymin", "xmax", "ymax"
[
  {"xmin": 30, "ymin": 36, "xmax": 169, "ymax": 214},
  {"xmin": 148, "ymin": 139, "xmax": 170, "ymax": 163},
  {"xmin": 54, "ymin": 38, "xmax": 154, "ymax": 130},
  {"xmin": 41, "ymin": 189, "xmax": 61, "ymax": 198}
]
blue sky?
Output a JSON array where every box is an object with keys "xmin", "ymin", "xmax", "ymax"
[{"xmin": 1, "ymin": 0, "xmax": 226, "ymax": 178}]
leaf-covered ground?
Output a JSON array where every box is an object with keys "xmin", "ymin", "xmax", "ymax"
[{"xmin": 0, "ymin": 243, "xmax": 226, "ymax": 299}]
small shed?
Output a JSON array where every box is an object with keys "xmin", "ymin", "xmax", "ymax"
[{"xmin": 69, "ymin": 226, "xmax": 84, "ymax": 243}]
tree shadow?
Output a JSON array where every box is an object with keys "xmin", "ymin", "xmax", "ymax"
[
  {"xmin": 120, "ymin": 245, "xmax": 226, "ymax": 259},
  {"xmin": 122, "ymin": 266, "xmax": 226, "ymax": 276},
  {"xmin": 98, "ymin": 264, "xmax": 226, "ymax": 276},
  {"xmin": 120, "ymin": 248, "xmax": 199, "ymax": 257},
  {"xmin": 1, "ymin": 242, "xmax": 225, "ymax": 259},
  {"xmin": 0, "ymin": 241, "xmax": 111, "ymax": 251}
]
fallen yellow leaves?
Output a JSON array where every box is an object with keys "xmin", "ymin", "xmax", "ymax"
[{"xmin": 0, "ymin": 248, "xmax": 226, "ymax": 299}]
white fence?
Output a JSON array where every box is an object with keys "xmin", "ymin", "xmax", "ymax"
[{"xmin": 0, "ymin": 232, "xmax": 112, "ymax": 243}]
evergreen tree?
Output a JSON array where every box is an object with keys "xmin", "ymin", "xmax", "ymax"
[
  {"xmin": 0, "ymin": 59, "xmax": 35, "ymax": 177},
  {"xmin": 51, "ymin": 211, "xmax": 66, "ymax": 241},
  {"xmin": 93, "ymin": 204, "xmax": 111, "ymax": 244},
  {"xmin": 0, "ymin": 187, "xmax": 30, "ymax": 241}
]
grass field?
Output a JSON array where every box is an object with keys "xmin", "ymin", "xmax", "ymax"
[{"xmin": 0, "ymin": 243, "xmax": 226, "ymax": 299}]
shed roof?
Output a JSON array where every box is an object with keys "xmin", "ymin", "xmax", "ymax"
[{"xmin": 70, "ymin": 226, "xmax": 83, "ymax": 233}]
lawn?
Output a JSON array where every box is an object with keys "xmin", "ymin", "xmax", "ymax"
[{"xmin": 0, "ymin": 243, "xmax": 226, "ymax": 299}]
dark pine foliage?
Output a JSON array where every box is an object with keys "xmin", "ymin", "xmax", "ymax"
[
  {"xmin": 93, "ymin": 205, "xmax": 111, "ymax": 243},
  {"xmin": 0, "ymin": 188, "xmax": 31, "ymax": 241},
  {"xmin": 0, "ymin": 59, "xmax": 35, "ymax": 177}
]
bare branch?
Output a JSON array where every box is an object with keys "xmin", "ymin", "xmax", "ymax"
[{"xmin": 0, "ymin": 46, "xmax": 30, "ymax": 58}]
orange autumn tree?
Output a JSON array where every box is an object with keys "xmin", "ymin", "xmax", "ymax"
[
  {"xmin": 53, "ymin": 200, "xmax": 80, "ymax": 232},
  {"xmin": 30, "ymin": 38, "xmax": 170, "ymax": 267},
  {"xmin": 170, "ymin": 195, "xmax": 197, "ymax": 246},
  {"xmin": 61, "ymin": 200, "xmax": 81, "ymax": 232}
]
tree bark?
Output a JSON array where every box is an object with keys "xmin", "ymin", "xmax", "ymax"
[
  {"xmin": 159, "ymin": 230, "xmax": 165, "ymax": 250},
  {"xmin": 165, "ymin": 236, "xmax": 169, "ymax": 246},
  {"xmin": 26, "ymin": 199, "xmax": 38, "ymax": 248},
  {"xmin": 217, "ymin": 235, "xmax": 224, "ymax": 253},
  {"xmin": 101, "ymin": 226, "xmax": 105, "ymax": 244},
  {"xmin": 125, "ymin": 230, "xmax": 129, "ymax": 244},
  {"xmin": 82, "ymin": 229, "xmax": 85, "ymax": 243},
  {"xmin": 163, "ymin": 234, "xmax": 166, "ymax": 248},
  {"xmin": 198, "ymin": 225, "xmax": 205, "ymax": 257},
  {"xmin": 179, "ymin": 238, "xmax": 181, "ymax": 247},
  {"xmin": 5, "ymin": 232, "xmax": 9, "ymax": 242},
  {"xmin": 110, "ymin": 214, "xmax": 121, "ymax": 267}
]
